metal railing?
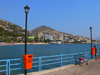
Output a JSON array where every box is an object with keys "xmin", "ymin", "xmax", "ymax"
[{"xmin": 0, "ymin": 51, "xmax": 90, "ymax": 75}]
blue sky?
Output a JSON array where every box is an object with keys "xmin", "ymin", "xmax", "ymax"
[{"xmin": 0, "ymin": 0, "xmax": 100, "ymax": 39}]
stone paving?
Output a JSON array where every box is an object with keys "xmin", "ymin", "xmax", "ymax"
[{"xmin": 19, "ymin": 59, "xmax": 100, "ymax": 75}]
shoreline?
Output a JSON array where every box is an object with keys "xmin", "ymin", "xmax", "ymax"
[
  {"xmin": 0, "ymin": 42, "xmax": 49, "ymax": 46},
  {"xmin": 0, "ymin": 42, "xmax": 97, "ymax": 46}
]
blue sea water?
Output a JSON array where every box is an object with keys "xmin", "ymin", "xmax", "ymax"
[
  {"xmin": 0, "ymin": 44, "xmax": 100, "ymax": 75},
  {"xmin": 0, "ymin": 44, "xmax": 100, "ymax": 59}
]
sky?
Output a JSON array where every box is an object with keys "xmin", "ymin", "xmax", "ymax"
[{"xmin": 0, "ymin": 0, "xmax": 100, "ymax": 39}]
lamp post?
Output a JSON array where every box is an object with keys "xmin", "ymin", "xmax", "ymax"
[
  {"xmin": 24, "ymin": 5, "xmax": 30, "ymax": 75},
  {"xmin": 90, "ymin": 27, "xmax": 92, "ymax": 59}
]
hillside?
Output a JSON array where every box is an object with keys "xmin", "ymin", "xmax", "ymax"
[
  {"xmin": 0, "ymin": 19, "xmax": 87, "ymax": 38},
  {"xmin": 0, "ymin": 19, "xmax": 99, "ymax": 43},
  {"xmin": 30, "ymin": 25, "xmax": 58, "ymax": 33},
  {"xmin": 29, "ymin": 25, "xmax": 72, "ymax": 37},
  {"xmin": 0, "ymin": 19, "xmax": 25, "ymax": 34},
  {"xmin": 0, "ymin": 19, "xmax": 74, "ymax": 36}
]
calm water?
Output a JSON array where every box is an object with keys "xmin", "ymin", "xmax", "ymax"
[
  {"xmin": 0, "ymin": 44, "xmax": 100, "ymax": 60},
  {"xmin": 0, "ymin": 44, "xmax": 100, "ymax": 75}
]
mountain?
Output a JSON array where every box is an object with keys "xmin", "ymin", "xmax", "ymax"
[
  {"xmin": 0, "ymin": 19, "xmax": 92, "ymax": 40},
  {"xmin": 29, "ymin": 25, "xmax": 60, "ymax": 35},
  {"xmin": 0, "ymin": 19, "xmax": 25, "ymax": 34},
  {"xmin": 0, "ymin": 19, "xmax": 15, "ymax": 25},
  {"xmin": 29, "ymin": 25, "xmax": 77, "ymax": 37},
  {"xmin": 1, "ymin": 19, "xmax": 100, "ymax": 44},
  {"xmin": 0, "ymin": 19, "xmax": 78, "ymax": 37}
]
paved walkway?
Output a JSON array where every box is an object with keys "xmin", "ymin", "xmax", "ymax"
[
  {"xmin": 19, "ymin": 59, "xmax": 100, "ymax": 75},
  {"xmin": 43, "ymin": 59, "xmax": 100, "ymax": 75}
]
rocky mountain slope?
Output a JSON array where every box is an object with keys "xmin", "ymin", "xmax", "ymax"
[
  {"xmin": 0, "ymin": 19, "xmax": 86, "ymax": 38},
  {"xmin": 29, "ymin": 25, "xmax": 72, "ymax": 37},
  {"xmin": 30, "ymin": 25, "xmax": 59, "ymax": 34},
  {"xmin": 0, "ymin": 19, "xmax": 75, "ymax": 36},
  {"xmin": 0, "ymin": 19, "xmax": 25, "ymax": 34}
]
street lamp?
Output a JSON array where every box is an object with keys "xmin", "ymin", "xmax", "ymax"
[
  {"xmin": 24, "ymin": 5, "xmax": 30, "ymax": 55},
  {"xmin": 24, "ymin": 5, "xmax": 30, "ymax": 75},
  {"xmin": 89, "ymin": 27, "xmax": 92, "ymax": 59}
]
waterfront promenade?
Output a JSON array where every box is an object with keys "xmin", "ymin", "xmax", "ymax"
[{"xmin": 19, "ymin": 59, "xmax": 100, "ymax": 75}]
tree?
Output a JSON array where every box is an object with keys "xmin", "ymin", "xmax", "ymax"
[
  {"xmin": 34, "ymin": 37, "xmax": 39, "ymax": 42},
  {"xmin": 0, "ymin": 27, "xmax": 4, "ymax": 32},
  {"xmin": 3, "ymin": 38, "xmax": 11, "ymax": 42}
]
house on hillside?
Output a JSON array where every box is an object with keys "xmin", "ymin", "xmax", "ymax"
[
  {"xmin": 20, "ymin": 32, "xmax": 25, "ymax": 34},
  {"xmin": 0, "ymin": 25, "xmax": 5, "ymax": 28},
  {"xmin": 42, "ymin": 33, "xmax": 53, "ymax": 41},
  {"xmin": 10, "ymin": 29, "xmax": 13, "ymax": 32},
  {"xmin": 4, "ymin": 27, "xmax": 11, "ymax": 31},
  {"xmin": 22, "ymin": 28, "xmax": 25, "ymax": 30},
  {"xmin": 70, "ymin": 39, "xmax": 74, "ymax": 42},
  {"xmin": 17, "ymin": 36, "xmax": 23, "ymax": 40}
]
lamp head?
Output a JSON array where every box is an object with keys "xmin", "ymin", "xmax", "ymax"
[
  {"xmin": 24, "ymin": 5, "xmax": 30, "ymax": 13},
  {"xmin": 90, "ymin": 27, "xmax": 92, "ymax": 30}
]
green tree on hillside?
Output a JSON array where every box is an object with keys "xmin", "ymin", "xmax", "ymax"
[{"xmin": 0, "ymin": 27, "xmax": 5, "ymax": 32}]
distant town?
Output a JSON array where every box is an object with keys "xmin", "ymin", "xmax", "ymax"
[
  {"xmin": 0, "ymin": 19, "xmax": 100, "ymax": 44},
  {"xmin": 29, "ymin": 31, "xmax": 100, "ymax": 44}
]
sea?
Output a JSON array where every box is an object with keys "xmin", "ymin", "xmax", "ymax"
[{"xmin": 0, "ymin": 44, "xmax": 100, "ymax": 75}]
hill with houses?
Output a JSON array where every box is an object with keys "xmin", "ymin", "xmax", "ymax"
[
  {"xmin": 0, "ymin": 19, "xmax": 25, "ymax": 34},
  {"xmin": 0, "ymin": 19, "xmax": 99, "ymax": 44}
]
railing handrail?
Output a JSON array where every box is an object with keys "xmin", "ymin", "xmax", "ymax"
[
  {"xmin": 0, "ymin": 51, "xmax": 90, "ymax": 75},
  {"xmin": 0, "ymin": 51, "xmax": 90, "ymax": 61}
]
